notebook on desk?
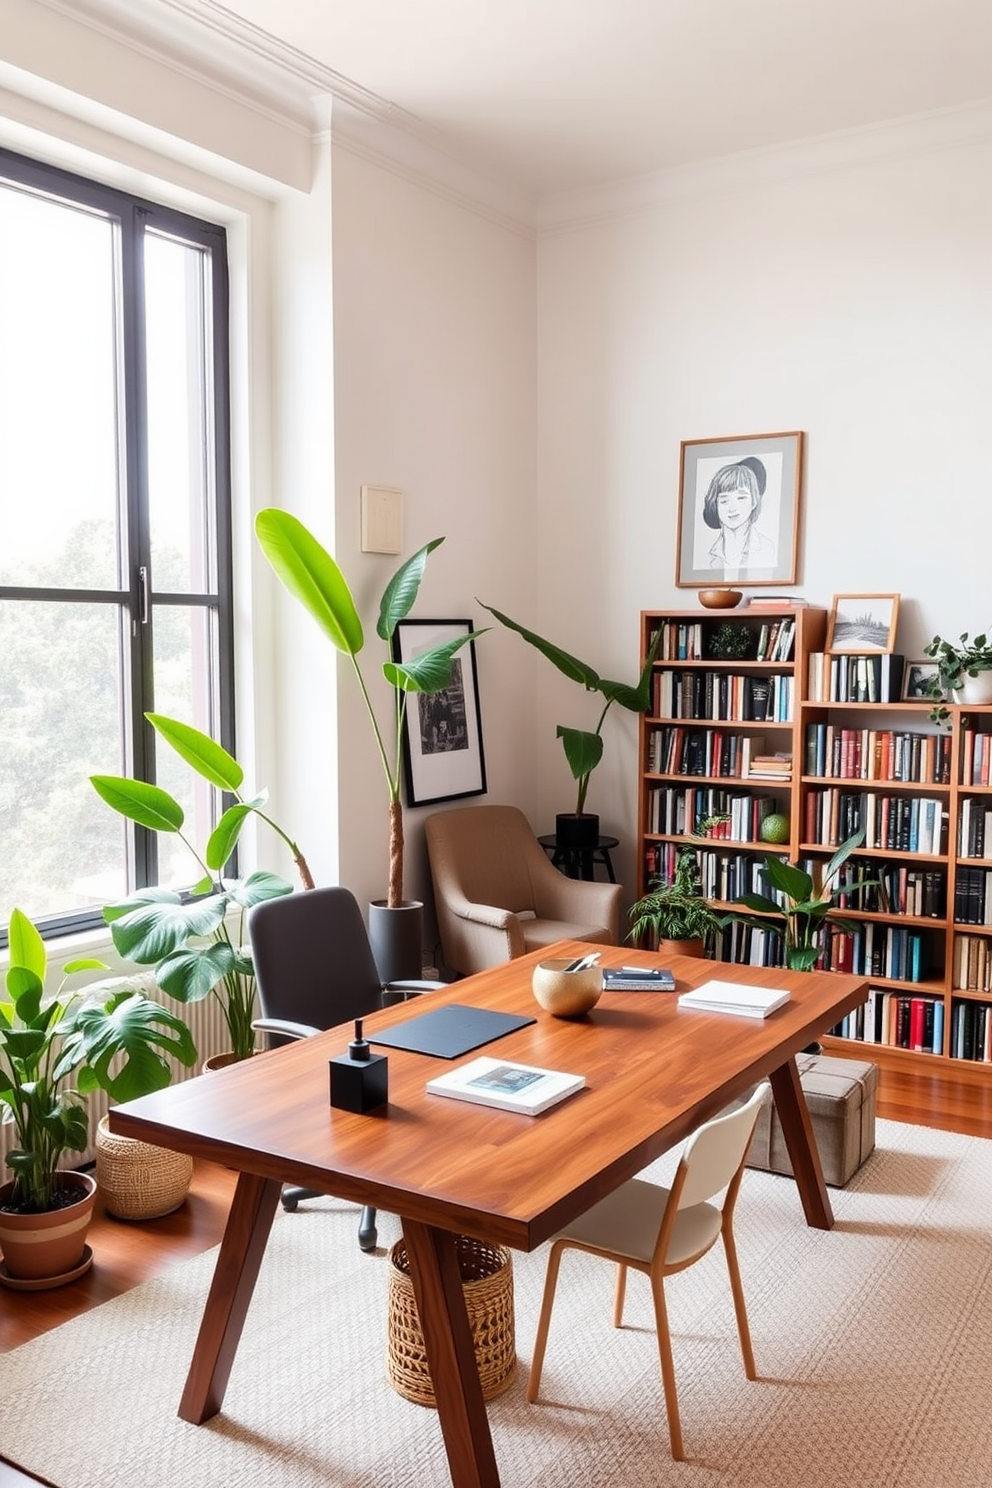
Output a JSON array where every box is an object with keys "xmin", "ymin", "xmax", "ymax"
[{"xmin": 368, "ymin": 1004, "xmax": 536, "ymax": 1058}]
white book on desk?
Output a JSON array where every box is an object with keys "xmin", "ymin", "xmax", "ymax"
[
  {"xmin": 426, "ymin": 1056, "xmax": 585, "ymax": 1114},
  {"xmin": 677, "ymin": 979, "xmax": 791, "ymax": 1019}
]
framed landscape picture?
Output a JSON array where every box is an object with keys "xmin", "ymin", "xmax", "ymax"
[
  {"xmin": 393, "ymin": 618, "xmax": 487, "ymax": 806},
  {"xmin": 826, "ymin": 593, "xmax": 900, "ymax": 653},
  {"xmin": 675, "ymin": 430, "xmax": 804, "ymax": 588},
  {"xmin": 902, "ymin": 661, "xmax": 940, "ymax": 702}
]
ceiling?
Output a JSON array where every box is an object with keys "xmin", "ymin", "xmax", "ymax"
[{"xmin": 199, "ymin": 0, "xmax": 992, "ymax": 198}]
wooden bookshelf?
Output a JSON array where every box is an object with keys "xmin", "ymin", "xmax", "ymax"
[{"xmin": 637, "ymin": 606, "xmax": 992, "ymax": 1095}]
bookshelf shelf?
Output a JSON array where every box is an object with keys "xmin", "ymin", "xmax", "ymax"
[{"xmin": 637, "ymin": 606, "xmax": 992, "ymax": 1088}]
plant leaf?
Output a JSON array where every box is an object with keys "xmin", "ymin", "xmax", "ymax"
[
  {"xmin": 206, "ymin": 804, "xmax": 254, "ymax": 872},
  {"xmin": 223, "ymin": 871, "xmax": 294, "ymax": 909},
  {"xmin": 8, "ymin": 909, "xmax": 46, "ymax": 984},
  {"xmin": 90, "ymin": 776, "xmax": 184, "ymax": 832},
  {"xmin": 383, "ymin": 631, "xmax": 482, "ymax": 694},
  {"xmin": 155, "ymin": 942, "xmax": 236, "ymax": 1004},
  {"xmin": 106, "ymin": 891, "xmax": 229, "ymax": 964},
  {"xmin": 762, "ymin": 856, "xmax": 813, "ymax": 902},
  {"xmin": 556, "ymin": 726, "xmax": 603, "ymax": 782},
  {"xmin": 146, "ymin": 714, "xmax": 244, "ymax": 792},
  {"xmin": 377, "ymin": 538, "xmax": 445, "ymax": 641},
  {"xmin": 478, "ymin": 603, "xmax": 600, "ymax": 688},
  {"xmin": 255, "ymin": 509, "xmax": 364, "ymax": 656}
]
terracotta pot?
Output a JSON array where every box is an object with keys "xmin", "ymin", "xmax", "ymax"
[
  {"xmin": 0, "ymin": 1172, "xmax": 97, "ymax": 1284},
  {"xmin": 658, "ymin": 937, "xmax": 706, "ymax": 959},
  {"xmin": 96, "ymin": 1115, "xmax": 193, "ymax": 1221}
]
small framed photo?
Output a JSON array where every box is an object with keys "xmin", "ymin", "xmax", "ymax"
[
  {"xmin": 393, "ymin": 618, "xmax": 487, "ymax": 807},
  {"xmin": 902, "ymin": 661, "xmax": 941, "ymax": 702},
  {"xmin": 826, "ymin": 593, "xmax": 900, "ymax": 653},
  {"xmin": 676, "ymin": 430, "xmax": 804, "ymax": 588}
]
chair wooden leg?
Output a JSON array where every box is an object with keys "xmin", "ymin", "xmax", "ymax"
[
  {"xmin": 526, "ymin": 1239, "xmax": 566, "ymax": 1403},
  {"xmin": 649, "ymin": 1269, "xmax": 684, "ymax": 1461},
  {"xmin": 612, "ymin": 1262, "xmax": 628, "ymax": 1327},
  {"xmin": 722, "ymin": 1222, "xmax": 756, "ymax": 1379}
]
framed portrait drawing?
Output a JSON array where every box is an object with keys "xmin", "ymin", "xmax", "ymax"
[
  {"xmin": 902, "ymin": 661, "xmax": 940, "ymax": 702},
  {"xmin": 676, "ymin": 431, "xmax": 804, "ymax": 588},
  {"xmin": 393, "ymin": 619, "xmax": 487, "ymax": 807},
  {"xmin": 826, "ymin": 594, "xmax": 900, "ymax": 654}
]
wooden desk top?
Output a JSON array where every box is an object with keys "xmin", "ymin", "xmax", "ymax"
[{"xmin": 111, "ymin": 943, "xmax": 867, "ymax": 1252}]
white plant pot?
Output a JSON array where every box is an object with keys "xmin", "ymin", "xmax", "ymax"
[{"xmin": 953, "ymin": 672, "xmax": 992, "ymax": 705}]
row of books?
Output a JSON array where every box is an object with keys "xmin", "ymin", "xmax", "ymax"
[
  {"xmin": 645, "ymin": 727, "xmax": 784, "ymax": 780},
  {"xmin": 645, "ymin": 786, "xmax": 779, "ymax": 841},
  {"xmin": 949, "ymin": 999, "xmax": 992, "ymax": 1062},
  {"xmin": 829, "ymin": 991, "xmax": 943, "ymax": 1053},
  {"xmin": 693, "ymin": 850, "xmax": 780, "ymax": 906},
  {"xmin": 803, "ymin": 723, "xmax": 951, "ymax": 785},
  {"xmin": 807, "ymin": 652, "xmax": 905, "ymax": 703},
  {"xmin": 952, "ymin": 867, "xmax": 992, "ymax": 927},
  {"xmin": 953, "ymin": 933, "xmax": 992, "ymax": 993},
  {"xmin": 803, "ymin": 788, "xmax": 947, "ymax": 855},
  {"xmin": 753, "ymin": 618, "xmax": 795, "ymax": 662},
  {"xmin": 958, "ymin": 798, "xmax": 992, "ymax": 859},
  {"xmin": 819, "ymin": 925, "xmax": 930, "ymax": 982},
  {"xmin": 960, "ymin": 726, "xmax": 992, "ymax": 787},
  {"xmin": 654, "ymin": 670, "xmax": 793, "ymax": 723},
  {"xmin": 649, "ymin": 621, "xmax": 706, "ymax": 661},
  {"xmin": 830, "ymin": 860, "xmax": 946, "ymax": 919}
]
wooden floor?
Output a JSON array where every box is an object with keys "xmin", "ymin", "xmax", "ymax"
[{"xmin": 2, "ymin": 1062, "xmax": 991, "ymax": 1485}]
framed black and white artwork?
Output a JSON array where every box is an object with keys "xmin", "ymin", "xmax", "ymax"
[
  {"xmin": 393, "ymin": 618, "xmax": 487, "ymax": 806},
  {"xmin": 676, "ymin": 430, "xmax": 804, "ymax": 588},
  {"xmin": 826, "ymin": 594, "xmax": 900, "ymax": 653}
]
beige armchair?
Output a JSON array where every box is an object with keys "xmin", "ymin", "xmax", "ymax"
[{"xmin": 425, "ymin": 804, "xmax": 623, "ymax": 977}]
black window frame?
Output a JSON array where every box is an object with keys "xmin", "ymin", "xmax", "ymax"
[{"xmin": 0, "ymin": 146, "xmax": 235, "ymax": 943}]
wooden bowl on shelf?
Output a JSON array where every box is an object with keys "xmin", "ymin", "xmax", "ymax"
[{"xmin": 697, "ymin": 588, "xmax": 743, "ymax": 609}]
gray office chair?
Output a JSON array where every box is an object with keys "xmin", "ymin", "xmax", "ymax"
[{"xmin": 247, "ymin": 885, "xmax": 443, "ymax": 1251}]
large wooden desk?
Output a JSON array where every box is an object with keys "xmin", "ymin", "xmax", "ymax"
[{"xmin": 111, "ymin": 943, "xmax": 867, "ymax": 1488}]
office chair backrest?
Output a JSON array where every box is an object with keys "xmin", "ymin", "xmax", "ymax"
[
  {"xmin": 248, "ymin": 886, "xmax": 383, "ymax": 1038},
  {"xmin": 676, "ymin": 1083, "xmax": 771, "ymax": 1210}
]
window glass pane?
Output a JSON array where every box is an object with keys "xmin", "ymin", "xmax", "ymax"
[
  {"xmin": 145, "ymin": 233, "xmax": 216, "ymax": 596},
  {"xmin": 153, "ymin": 604, "xmax": 222, "ymax": 888},
  {"xmin": 0, "ymin": 600, "xmax": 126, "ymax": 918},
  {"xmin": 0, "ymin": 185, "xmax": 121, "ymax": 589}
]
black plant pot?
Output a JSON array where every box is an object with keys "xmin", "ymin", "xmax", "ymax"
[
  {"xmin": 555, "ymin": 813, "xmax": 599, "ymax": 852},
  {"xmin": 368, "ymin": 899, "xmax": 424, "ymax": 984}
]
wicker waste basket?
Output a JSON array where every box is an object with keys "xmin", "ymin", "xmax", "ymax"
[
  {"xmin": 95, "ymin": 1116, "xmax": 194, "ymax": 1221},
  {"xmin": 386, "ymin": 1234, "xmax": 516, "ymax": 1406}
]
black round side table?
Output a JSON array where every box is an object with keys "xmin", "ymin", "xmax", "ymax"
[{"xmin": 538, "ymin": 833, "xmax": 619, "ymax": 883}]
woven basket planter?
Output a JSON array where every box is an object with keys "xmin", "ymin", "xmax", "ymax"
[
  {"xmin": 95, "ymin": 1116, "xmax": 194, "ymax": 1221},
  {"xmin": 386, "ymin": 1234, "xmax": 516, "ymax": 1406}
]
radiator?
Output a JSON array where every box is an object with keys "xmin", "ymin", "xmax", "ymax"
[{"xmin": 0, "ymin": 993, "xmax": 233, "ymax": 1174}]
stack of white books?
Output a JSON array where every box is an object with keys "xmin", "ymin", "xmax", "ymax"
[
  {"xmin": 426, "ymin": 1056, "xmax": 586, "ymax": 1114},
  {"xmin": 677, "ymin": 980, "xmax": 791, "ymax": 1019}
]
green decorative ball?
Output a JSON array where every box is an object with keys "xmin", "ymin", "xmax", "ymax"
[{"xmin": 760, "ymin": 813, "xmax": 790, "ymax": 845}]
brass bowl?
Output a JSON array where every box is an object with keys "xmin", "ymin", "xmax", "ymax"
[
  {"xmin": 532, "ymin": 958, "xmax": 603, "ymax": 1018},
  {"xmin": 698, "ymin": 588, "xmax": 743, "ymax": 609}
]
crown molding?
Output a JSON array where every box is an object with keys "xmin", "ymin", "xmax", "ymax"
[
  {"xmin": 27, "ymin": 0, "xmax": 534, "ymax": 227},
  {"xmin": 536, "ymin": 98, "xmax": 992, "ymax": 234}
]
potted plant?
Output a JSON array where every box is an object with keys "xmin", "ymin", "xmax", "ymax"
[
  {"xmin": 727, "ymin": 829, "xmax": 867, "ymax": 972},
  {"xmin": 91, "ymin": 714, "xmax": 302, "ymax": 1065},
  {"xmin": 923, "ymin": 629, "xmax": 992, "ymax": 719},
  {"xmin": 477, "ymin": 602, "xmax": 659, "ymax": 851},
  {"xmin": 0, "ymin": 908, "xmax": 196, "ymax": 1285},
  {"xmin": 254, "ymin": 511, "xmax": 482, "ymax": 980},
  {"xmin": 627, "ymin": 846, "xmax": 724, "ymax": 957}
]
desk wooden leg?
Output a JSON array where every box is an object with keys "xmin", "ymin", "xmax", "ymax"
[
  {"xmin": 769, "ymin": 1060, "xmax": 834, "ymax": 1231},
  {"xmin": 401, "ymin": 1218, "xmax": 501, "ymax": 1488},
  {"xmin": 178, "ymin": 1172, "xmax": 282, "ymax": 1424}
]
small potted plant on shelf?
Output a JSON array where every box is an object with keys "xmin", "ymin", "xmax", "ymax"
[
  {"xmin": 91, "ymin": 714, "xmax": 304, "ymax": 1066},
  {"xmin": 255, "ymin": 512, "xmax": 482, "ymax": 980},
  {"xmin": 726, "ymin": 829, "xmax": 867, "ymax": 972},
  {"xmin": 0, "ymin": 908, "xmax": 196, "ymax": 1287},
  {"xmin": 476, "ymin": 602, "xmax": 659, "ymax": 852},
  {"xmin": 923, "ymin": 628, "xmax": 992, "ymax": 720},
  {"xmin": 627, "ymin": 847, "xmax": 724, "ymax": 958}
]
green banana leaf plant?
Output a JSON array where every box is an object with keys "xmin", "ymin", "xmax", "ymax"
[
  {"xmin": 477, "ymin": 603, "xmax": 660, "ymax": 816},
  {"xmin": 726, "ymin": 829, "xmax": 869, "ymax": 971},
  {"xmin": 255, "ymin": 511, "xmax": 482, "ymax": 908},
  {"xmin": 91, "ymin": 715, "xmax": 302, "ymax": 1061},
  {"xmin": 0, "ymin": 908, "xmax": 196, "ymax": 1213}
]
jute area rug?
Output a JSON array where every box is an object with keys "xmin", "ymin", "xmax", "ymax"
[{"xmin": 3, "ymin": 1118, "xmax": 992, "ymax": 1488}]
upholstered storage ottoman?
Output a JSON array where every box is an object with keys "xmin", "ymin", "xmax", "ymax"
[{"xmin": 747, "ymin": 1054, "xmax": 878, "ymax": 1188}]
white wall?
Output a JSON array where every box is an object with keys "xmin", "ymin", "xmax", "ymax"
[
  {"xmin": 325, "ymin": 140, "xmax": 538, "ymax": 941},
  {"xmin": 537, "ymin": 119, "xmax": 992, "ymax": 896}
]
